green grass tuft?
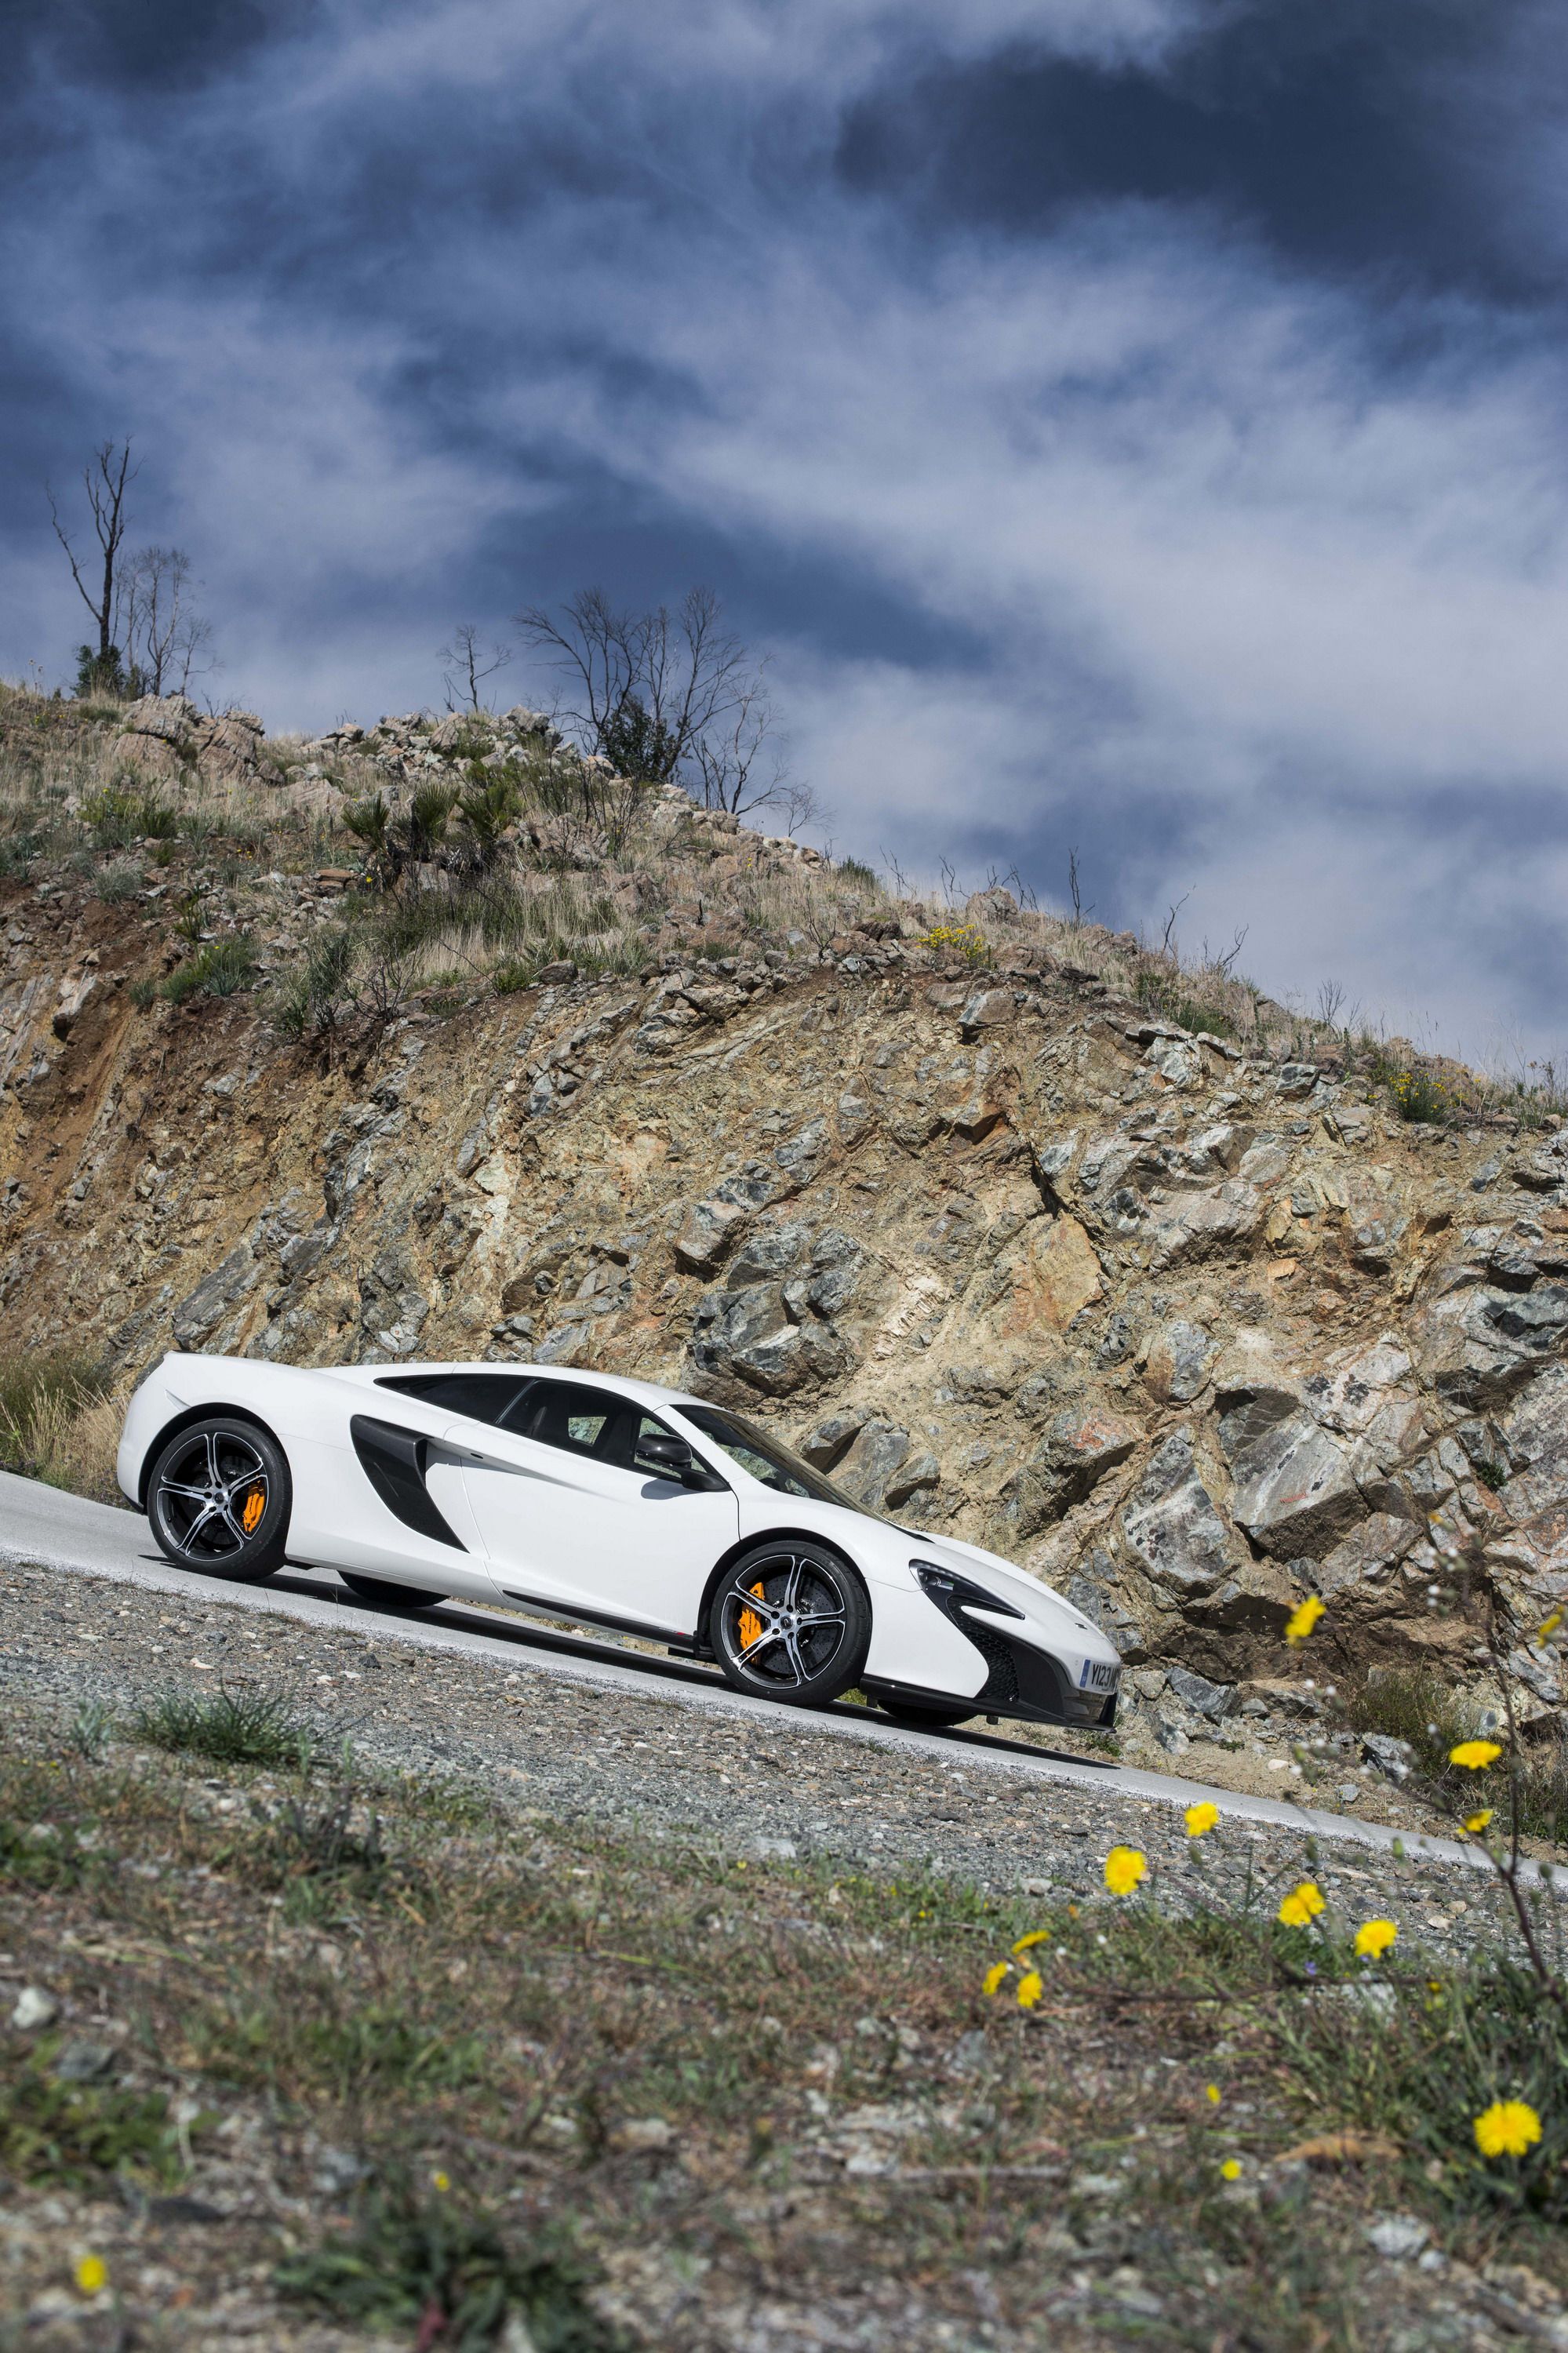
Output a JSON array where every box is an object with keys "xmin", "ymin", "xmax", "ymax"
[{"xmin": 130, "ymin": 1687, "xmax": 316, "ymax": 1769}]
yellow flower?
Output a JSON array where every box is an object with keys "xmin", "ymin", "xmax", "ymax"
[
  {"xmin": 1017, "ymin": 1970, "xmax": 1043, "ymax": 2009},
  {"xmin": 982, "ymin": 1962, "xmax": 1009, "ymax": 1997},
  {"xmin": 74, "ymin": 2256, "xmax": 107, "ymax": 2297},
  {"xmin": 1104, "ymin": 1846, "xmax": 1147, "ymax": 1897},
  {"xmin": 1205, "ymin": 2084, "xmax": 1221, "ymax": 2106},
  {"xmin": 1463, "ymin": 1809, "xmax": 1494, "ymax": 1835},
  {"xmin": 1474, "ymin": 2100, "xmax": 1543, "ymax": 2161},
  {"xmin": 1220, "ymin": 2157, "xmax": 1242, "ymax": 2181},
  {"xmin": 1012, "ymin": 1929, "xmax": 1050, "ymax": 1954},
  {"xmin": 1450, "ymin": 1740, "xmax": 1502, "ymax": 1770},
  {"xmin": 1355, "ymin": 1918, "xmax": 1399, "ymax": 1959},
  {"xmin": 1278, "ymin": 1881, "xmax": 1326, "ymax": 1929},
  {"xmin": 1537, "ymin": 1611, "xmax": 1563, "ymax": 1642},
  {"xmin": 1284, "ymin": 1595, "xmax": 1325, "ymax": 1646},
  {"xmin": 1185, "ymin": 1802, "xmax": 1219, "ymax": 1838}
]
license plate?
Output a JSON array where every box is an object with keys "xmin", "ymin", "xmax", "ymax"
[{"xmin": 1079, "ymin": 1660, "xmax": 1120, "ymax": 1694}]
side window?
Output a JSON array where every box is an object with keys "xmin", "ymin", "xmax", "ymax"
[
  {"xmin": 512, "ymin": 1382, "xmax": 635, "ymax": 1463},
  {"xmin": 376, "ymin": 1373, "xmax": 534, "ymax": 1430}
]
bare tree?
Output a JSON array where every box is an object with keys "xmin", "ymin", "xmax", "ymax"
[
  {"xmin": 124, "ymin": 546, "xmax": 213, "ymax": 696},
  {"xmin": 1067, "ymin": 846, "xmax": 1094, "ymax": 926},
  {"xmin": 48, "ymin": 439, "xmax": 140, "ymax": 692},
  {"xmin": 515, "ymin": 585, "xmax": 799, "ymax": 818},
  {"xmin": 440, "ymin": 624, "xmax": 511, "ymax": 713}
]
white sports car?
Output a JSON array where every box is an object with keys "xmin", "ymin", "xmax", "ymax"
[{"xmin": 118, "ymin": 1354, "xmax": 1122, "ymax": 1730}]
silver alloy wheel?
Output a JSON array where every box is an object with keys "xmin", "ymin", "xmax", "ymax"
[
  {"xmin": 155, "ymin": 1427, "xmax": 271, "ymax": 1560},
  {"xmin": 721, "ymin": 1551, "xmax": 849, "ymax": 1693}
]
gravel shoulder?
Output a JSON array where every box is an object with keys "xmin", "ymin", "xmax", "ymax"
[{"xmin": 0, "ymin": 1553, "xmax": 1537, "ymax": 1965}]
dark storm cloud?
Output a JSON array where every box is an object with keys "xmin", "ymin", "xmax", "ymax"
[
  {"xmin": 837, "ymin": 0, "xmax": 1561, "ymax": 300},
  {"xmin": 5, "ymin": 0, "xmax": 1568, "ymax": 1058}
]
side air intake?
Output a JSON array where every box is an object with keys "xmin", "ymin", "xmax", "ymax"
[{"xmin": 349, "ymin": 1416, "xmax": 466, "ymax": 1550}]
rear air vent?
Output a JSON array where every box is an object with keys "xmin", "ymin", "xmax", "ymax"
[{"xmin": 349, "ymin": 1416, "xmax": 466, "ymax": 1551}]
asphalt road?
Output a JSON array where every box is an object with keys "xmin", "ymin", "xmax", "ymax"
[{"xmin": 0, "ymin": 1467, "xmax": 1496, "ymax": 1875}]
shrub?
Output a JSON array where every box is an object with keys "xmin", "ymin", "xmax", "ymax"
[
  {"xmin": 1345, "ymin": 1666, "xmax": 1471, "ymax": 1787},
  {"xmin": 129, "ymin": 976, "xmax": 158, "ymax": 1009},
  {"xmin": 275, "ymin": 925, "xmax": 357, "ymax": 1038},
  {"xmin": 1384, "ymin": 1064, "xmax": 1449, "ymax": 1123},
  {"xmin": 924, "ymin": 922, "xmax": 988, "ymax": 963},
  {"xmin": 838, "ymin": 856, "xmax": 879, "ymax": 889},
  {"xmin": 161, "ymin": 936, "xmax": 259, "ymax": 1004},
  {"xmin": 0, "ymin": 1352, "xmax": 110, "ymax": 1483}
]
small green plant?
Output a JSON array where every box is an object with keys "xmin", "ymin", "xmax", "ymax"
[
  {"xmin": 130, "ymin": 1688, "xmax": 316, "ymax": 1770},
  {"xmin": 1476, "ymin": 1459, "xmax": 1509, "ymax": 1493},
  {"xmin": 1384, "ymin": 1063, "xmax": 1449, "ymax": 1123},
  {"xmin": 275, "ymin": 925, "xmax": 357, "ymax": 1038},
  {"xmin": 838, "ymin": 856, "xmax": 879, "ymax": 890},
  {"xmin": 93, "ymin": 858, "xmax": 144, "ymax": 903},
  {"xmin": 68, "ymin": 1698, "xmax": 116, "ymax": 1759},
  {"xmin": 161, "ymin": 936, "xmax": 259, "ymax": 1004},
  {"xmin": 129, "ymin": 976, "xmax": 158, "ymax": 1009},
  {"xmin": 82, "ymin": 781, "xmax": 178, "ymax": 848},
  {"xmin": 924, "ymin": 921, "xmax": 988, "ymax": 963},
  {"xmin": 276, "ymin": 2179, "xmax": 618, "ymax": 2351},
  {"xmin": 493, "ymin": 958, "xmax": 533, "ymax": 995},
  {"xmin": 1345, "ymin": 1666, "xmax": 1471, "ymax": 1786},
  {"xmin": 0, "ymin": 2062, "xmax": 182, "ymax": 2190}
]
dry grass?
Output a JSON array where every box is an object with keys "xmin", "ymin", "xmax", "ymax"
[{"xmin": 2, "ymin": 1704, "xmax": 1566, "ymax": 2348}]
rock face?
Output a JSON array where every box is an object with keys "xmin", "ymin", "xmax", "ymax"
[{"xmin": 2, "ymin": 830, "xmax": 1566, "ymax": 1721}]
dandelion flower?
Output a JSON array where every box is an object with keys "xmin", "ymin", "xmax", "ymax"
[
  {"xmin": 1278, "ymin": 1881, "xmax": 1326, "ymax": 1929},
  {"xmin": 1220, "ymin": 2157, "xmax": 1242, "ymax": 2181},
  {"xmin": 1185, "ymin": 1802, "xmax": 1219, "ymax": 1838},
  {"xmin": 1474, "ymin": 2101, "xmax": 1543, "ymax": 2161},
  {"xmin": 1017, "ymin": 1970, "xmax": 1043, "ymax": 2009},
  {"xmin": 1284, "ymin": 1595, "xmax": 1324, "ymax": 1646},
  {"xmin": 1463, "ymin": 1809, "xmax": 1494, "ymax": 1835},
  {"xmin": 1205, "ymin": 2084, "xmax": 1222, "ymax": 2106},
  {"xmin": 1104, "ymin": 1846, "xmax": 1147, "ymax": 1897},
  {"xmin": 982, "ymin": 1962, "xmax": 1009, "ymax": 1997},
  {"xmin": 1450, "ymin": 1740, "xmax": 1502, "ymax": 1770},
  {"xmin": 74, "ymin": 2256, "xmax": 107, "ymax": 2297},
  {"xmin": 431, "ymin": 2171, "xmax": 450, "ymax": 2192},
  {"xmin": 1012, "ymin": 1929, "xmax": 1050, "ymax": 1954},
  {"xmin": 1355, "ymin": 1918, "xmax": 1399, "ymax": 1959}
]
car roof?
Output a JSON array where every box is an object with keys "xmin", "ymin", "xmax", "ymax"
[{"xmin": 336, "ymin": 1359, "xmax": 713, "ymax": 1417}]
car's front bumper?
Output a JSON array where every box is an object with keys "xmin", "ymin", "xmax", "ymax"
[{"xmin": 864, "ymin": 1621, "xmax": 1119, "ymax": 1729}]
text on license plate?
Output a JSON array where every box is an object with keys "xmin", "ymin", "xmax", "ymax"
[{"xmin": 1079, "ymin": 1660, "xmax": 1121, "ymax": 1693}]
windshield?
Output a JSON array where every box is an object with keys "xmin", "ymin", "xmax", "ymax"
[{"xmin": 675, "ymin": 1404, "xmax": 879, "ymax": 1517}]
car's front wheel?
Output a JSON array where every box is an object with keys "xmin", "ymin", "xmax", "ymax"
[
  {"xmin": 710, "ymin": 1542, "xmax": 870, "ymax": 1708},
  {"xmin": 146, "ymin": 1417, "xmax": 291, "ymax": 1583}
]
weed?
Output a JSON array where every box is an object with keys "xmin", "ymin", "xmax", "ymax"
[
  {"xmin": 0, "ymin": 1351, "xmax": 109, "ymax": 1481},
  {"xmin": 924, "ymin": 922, "xmax": 988, "ymax": 963},
  {"xmin": 0, "ymin": 1814, "xmax": 88, "ymax": 1891},
  {"xmin": 296, "ymin": 2006, "xmax": 485, "ymax": 2097},
  {"xmin": 161, "ymin": 936, "xmax": 259, "ymax": 1004},
  {"xmin": 129, "ymin": 976, "xmax": 158, "ymax": 1009},
  {"xmin": 82, "ymin": 782, "xmax": 179, "ymax": 848},
  {"xmin": 130, "ymin": 1687, "xmax": 316, "ymax": 1770},
  {"xmin": 260, "ymin": 1787, "xmax": 388, "ymax": 1888},
  {"xmin": 277, "ymin": 2180, "xmax": 618, "ymax": 2351},
  {"xmin": 1346, "ymin": 1667, "xmax": 1472, "ymax": 1786},
  {"xmin": 93, "ymin": 857, "xmax": 144, "ymax": 903},
  {"xmin": 67, "ymin": 1699, "xmax": 115, "ymax": 1760},
  {"xmin": 1383, "ymin": 1063, "xmax": 1450, "ymax": 1123},
  {"xmin": 0, "ymin": 2060, "xmax": 182, "ymax": 2190}
]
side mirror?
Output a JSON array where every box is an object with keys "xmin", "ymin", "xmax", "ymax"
[{"xmin": 639, "ymin": 1432, "xmax": 697, "ymax": 1482}]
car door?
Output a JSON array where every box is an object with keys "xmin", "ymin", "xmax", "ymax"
[{"xmin": 452, "ymin": 1378, "xmax": 738, "ymax": 1638}]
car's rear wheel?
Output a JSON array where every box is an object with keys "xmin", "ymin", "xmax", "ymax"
[
  {"xmin": 338, "ymin": 1569, "xmax": 446, "ymax": 1610},
  {"xmin": 710, "ymin": 1542, "xmax": 870, "ymax": 1708},
  {"xmin": 880, "ymin": 1698, "xmax": 975, "ymax": 1729},
  {"xmin": 147, "ymin": 1417, "xmax": 290, "ymax": 1583}
]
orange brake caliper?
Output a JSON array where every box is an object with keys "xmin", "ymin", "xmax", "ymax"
[
  {"xmin": 241, "ymin": 1488, "xmax": 266, "ymax": 1534},
  {"xmin": 737, "ymin": 1580, "xmax": 765, "ymax": 1650}
]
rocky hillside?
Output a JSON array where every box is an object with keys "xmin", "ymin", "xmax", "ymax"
[{"xmin": 1, "ymin": 683, "xmax": 1564, "ymax": 1784}]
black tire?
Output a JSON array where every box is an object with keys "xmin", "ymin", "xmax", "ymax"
[
  {"xmin": 709, "ymin": 1540, "xmax": 871, "ymax": 1709},
  {"xmin": 338, "ymin": 1569, "xmax": 446, "ymax": 1610},
  {"xmin": 146, "ymin": 1416, "xmax": 290, "ymax": 1584},
  {"xmin": 880, "ymin": 1699, "xmax": 975, "ymax": 1729}
]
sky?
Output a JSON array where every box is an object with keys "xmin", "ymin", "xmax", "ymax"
[{"xmin": 5, "ymin": 0, "xmax": 1568, "ymax": 1067}]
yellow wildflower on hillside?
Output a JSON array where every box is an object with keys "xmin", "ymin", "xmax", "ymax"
[
  {"xmin": 982, "ymin": 1962, "xmax": 1008, "ymax": 1997},
  {"xmin": 1354, "ymin": 1919, "xmax": 1399, "ymax": 1959},
  {"xmin": 1104, "ymin": 1846, "xmax": 1147, "ymax": 1896},
  {"xmin": 1184, "ymin": 1802, "xmax": 1219, "ymax": 1838},
  {"xmin": 1017, "ymin": 1970, "xmax": 1043, "ymax": 2008},
  {"xmin": 1450, "ymin": 1740, "xmax": 1502, "ymax": 1770},
  {"xmin": 1284, "ymin": 1595, "xmax": 1324, "ymax": 1646},
  {"xmin": 1278, "ymin": 1881, "xmax": 1326, "ymax": 1928},
  {"xmin": 1474, "ymin": 2100, "xmax": 1543, "ymax": 2161},
  {"xmin": 74, "ymin": 2257, "xmax": 107, "ymax": 2297}
]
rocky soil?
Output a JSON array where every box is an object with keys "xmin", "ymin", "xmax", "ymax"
[{"xmin": 0, "ymin": 687, "xmax": 1566, "ymax": 1773}]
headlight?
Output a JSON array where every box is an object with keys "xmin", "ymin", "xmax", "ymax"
[{"xmin": 911, "ymin": 1561, "xmax": 1024, "ymax": 1620}]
